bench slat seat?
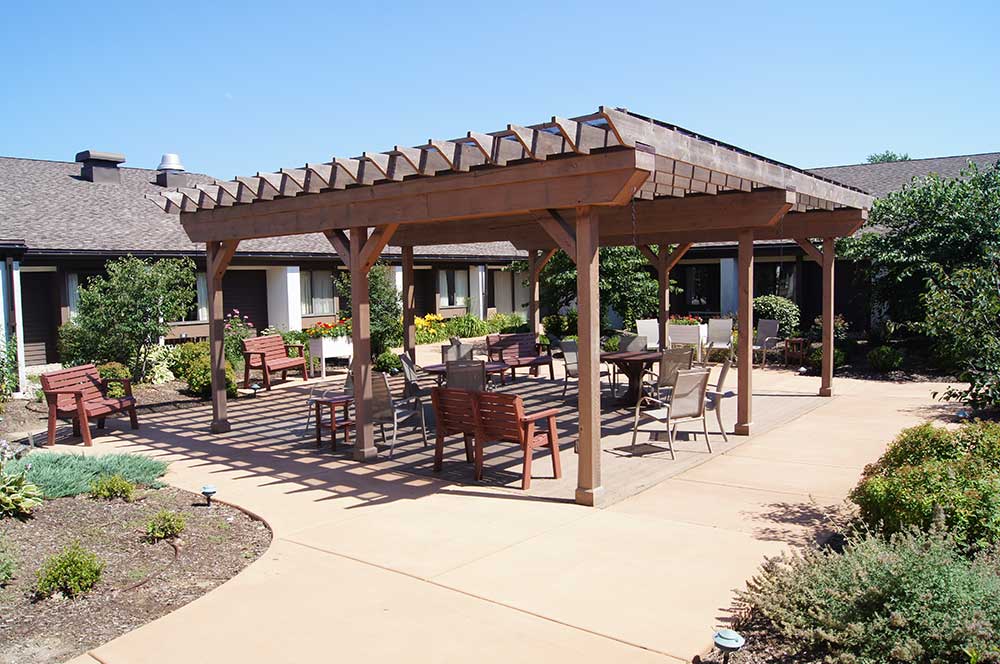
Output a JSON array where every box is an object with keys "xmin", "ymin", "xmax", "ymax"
[
  {"xmin": 242, "ymin": 335, "xmax": 310, "ymax": 390},
  {"xmin": 40, "ymin": 364, "xmax": 139, "ymax": 446},
  {"xmin": 486, "ymin": 333, "xmax": 554, "ymax": 380}
]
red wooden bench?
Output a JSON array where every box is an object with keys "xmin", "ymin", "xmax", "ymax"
[
  {"xmin": 41, "ymin": 364, "xmax": 138, "ymax": 446},
  {"xmin": 486, "ymin": 332, "xmax": 553, "ymax": 380},
  {"xmin": 242, "ymin": 335, "xmax": 309, "ymax": 390}
]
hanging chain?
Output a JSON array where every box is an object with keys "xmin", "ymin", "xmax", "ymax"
[{"xmin": 630, "ymin": 197, "xmax": 638, "ymax": 248}]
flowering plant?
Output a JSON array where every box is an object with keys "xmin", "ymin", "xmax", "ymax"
[
  {"xmin": 223, "ymin": 309, "xmax": 255, "ymax": 366},
  {"xmin": 669, "ymin": 314, "xmax": 703, "ymax": 326},
  {"xmin": 306, "ymin": 317, "xmax": 352, "ymax": 339}
]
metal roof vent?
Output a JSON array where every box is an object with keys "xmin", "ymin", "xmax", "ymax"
[
  {"xmin": 75, "ymin": 150, "xmax": 125, "ymax": 184},
  {"xmin": 156, "ymin": 153, "xmax": 185, "ymax": 172},
  {"xmin": 155, "ymin": 153, "xmax": 187, "ymax": 187}
]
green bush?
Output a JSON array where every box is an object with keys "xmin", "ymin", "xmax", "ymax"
[
  {"xmin": 185, "ymin": 355, "xmax": 238, "ymax": 399},
  {"xmin": 736, "ymin": 529, "xmax": 1000, "ymax": 664},
  {"xmin": 487, "ymin": 312, "xmax": 528, "ymax": 334},
  {"xmin": 35, "ymin": 542, "xmax": 104, "ymax": 599},
  {"xmin": 444, "ymin": 314, "xmax": 490, "ymax": 339},
  {"xmin": 809, "ymin": 313, "xmax": 850, "ymax": 344},
  {"xmin": 7, "ymin": 452, "xmax": 166, "ymax": 499},
  {"xmin": 0, "ymin": 341, "xmax": 19, "ymax": 405},
  {"xmin": 0, "ymin": 538, "xmax": 14, "ymax": 586},
  {"xmin": 542, "ymin": 311, "xmax": 578, "ymax": 337},
  {"xmin": 145, "ymin": 509, "xmax": 186, "ymax": 542},
  {"xmin": 167, "ymin": 341, "xmax": 210, "ymax": 381},
  {"xmin": 89, "ymin": 474, "xmax": 136, "ymax": 501},
  {"xmin": 868, "ymin": 345, "xmax": 904, "ymax": 372},
  {"xmin": 601, "ymin": 335, "xmax": 620, "ymax": 352},
  {"xmin": 374, "ymin": 351, "xmax": 402, "ymax": 373},
  {"xmin": 1, "ymin": 441, "xmax": 43, "ymax": 518},
  {"xmin": 97, "ymin": 361, "xmax": 131, "ymax": 398},
  {"xmin": 753, "ymin": 295, "xmax": 800, "ymax": 338},
  {"xmin": 807, "ymin": 346, "xmax": 846, "ymax": 372},
  {"xmin": 852, "ymin": 421, "xmax": 1000, "ymax": 550},
  {"xmin": 142, "ymin": 344, "xmax": 177, "ymax": 384}
]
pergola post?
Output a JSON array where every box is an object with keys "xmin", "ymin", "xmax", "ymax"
[
  {"xmin": 528, "ymin": 251, "xmax": 541, "ymax": 335},
  {"xmin": 401, "ymin": 246, "xmax": 416, "ymax": 361},
  {"xmin": 735, "ymin": 231, "xmax": 754, "ymax": 436},
  {"xmin": 206, "ymin": 240, "xmax": 238, "ymax": 434},
  {"xmin": 350, "ymin": 228, "xmax": 377, "ymax": 461},
  {"xmin": 820, "ymin": 237, "xmax": 835, "ymax": 397},
  {"xmin": 658, "ymin": 256, "xmax": 670, "ymax": 349},
  {"xmin": 575, "ymin": 206, "xmax": 603, "ymax": 507}
]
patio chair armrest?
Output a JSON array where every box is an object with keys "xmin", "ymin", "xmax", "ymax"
[
  {"xmin": 522, "ymin": 408, "xmax": 560, "ymax": 423},
  {"xmin": 764, "ymin": 336, "xmax": 781, "ymax": 348}
]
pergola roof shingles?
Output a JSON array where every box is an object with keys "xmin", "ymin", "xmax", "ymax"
[{"xmin": 175, "ymin": 106, "xmax": 872, "ymax": 508}]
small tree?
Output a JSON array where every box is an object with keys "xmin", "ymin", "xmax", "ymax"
[
  {"xmin": 866, "ymin": 150, "xmax": 910, "ymax": 163},
  {"xmin": 60, "ymin": 257, "xmax": 196, "ymax": 381},
  {"xmin": 335, "ymin": 264, "xmax": 402, "ymax": 357}
]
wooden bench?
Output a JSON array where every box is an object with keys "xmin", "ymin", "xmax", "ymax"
[
  {"xmin": 242, "ymin": 335, "xmax": 309, "ymax": 390},
  {"xmin": 41, "ymin": 364, "xmax": 139, "ymax": 446},
  {"xmin": 486, "ymin": 333, "xmax": 553, "ymax": 380}
]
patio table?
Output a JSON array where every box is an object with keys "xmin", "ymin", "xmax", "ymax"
[
  {"xmin": 421, "ymin": 361, "xmax": 510, "ymax": 386},
  {"xmin": 314, "ymin": 393, "xmax": 353, "ymax": 450},
  {"xmin": 600, "ymin": 350, "xmax": 661, "ymax": 406}
]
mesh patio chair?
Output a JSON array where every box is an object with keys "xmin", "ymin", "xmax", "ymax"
[
  {"xmin": 706, "ymin": 318, "xmax": 735, "ymax": 364},
  {"xmin": 399, "ymin": 354, "xmax": 430, "ymax": 400},
  {"xmin": 559, "ymin": 340, "xmax": 611, "ymax": 398},
  {"xmin": 668, "ymin": 323, "xmax": 703, "ymax": 362},
  {"xmin": 631, "ymin": 368, "xmax": 712, "ymax": 459},
  {"xmin": 705, "ymin": 358, "xmax": 734, "ymax": 441},
  {"xmin": 371, "ymin": 372, "xmax": 428, "ymax": 458},
  {"xmin": 753, "ymin": 319, "xmax": 781, "ymax": 368},
  {"xmin": 441, "ymin": 341, "xmax": 474, "ymax": 364},
  {"xmin": 619, "ymin": 332, "xmax": 648, "ymax": 352},
  {"xmin": 446, "ymin": 360, "xmax": 487, "ymax": 392},
  {"xmin": 637, "ymin": 347, "xmax": 694, "ymax": 403},
  {"xmin": 635, "ymin": 319, "xmax": 660, "ymax": 350}
]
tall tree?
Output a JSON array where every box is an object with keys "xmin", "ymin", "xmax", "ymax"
[{"xmin": 866, "ymin": 150, "xmax": 911, "ymax": 164}]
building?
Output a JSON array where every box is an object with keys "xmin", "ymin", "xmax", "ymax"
[
  {"xmin": 0, "ymin": 151, "xmax": 528, "ymax": 390},
  {"xmin": 666, "ymin": 152, "xmax": 1000, "ymax": 327}
]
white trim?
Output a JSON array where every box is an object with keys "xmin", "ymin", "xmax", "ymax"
[{"xmin": 11, "ymin": 262, "xmax": 27, "ymax": 396}]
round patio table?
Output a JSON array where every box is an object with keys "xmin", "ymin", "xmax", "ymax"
[
  {"xmin": 421, "ymin": 361, "xmax": 510, "ymax": 386},
  {"xmin": 600, "ymin": 350, "xmax": 661, "ymax": 406}
]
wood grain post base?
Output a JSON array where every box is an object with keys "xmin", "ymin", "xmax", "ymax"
[
  {"xmin": 819, "ymin": 387, "xmax": 833, "ymax": 397},
  {"xmin": 575, "ymin": 486, "xmax": 604, "ymax": 507},
  {"xmin": 210, "ymin": 419, "xmax": 231, "ymax": 434},
  {"xmin": 353, "ymin": 446, "xmax": 379, "ymax": 462},
  {"xmin": 734, "ymin": 423, "xmax": 752, "ymax": 436}
]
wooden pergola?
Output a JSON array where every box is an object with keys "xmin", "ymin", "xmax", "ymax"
[{"xmin": 152, "ymin": 107, "xmax": 872, "ymax": 506}]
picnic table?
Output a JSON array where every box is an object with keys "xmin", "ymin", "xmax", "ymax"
[
  {"xmin": 421, "ymin": 361, "xmax": 511, "ymax": 386},
  {"xmin": 314, "ymin": 393, "xmax": 354, "ymax": 450},
  {"xmin": 600, "ymin": 350, "xmax": 661, "ymax": 406}
]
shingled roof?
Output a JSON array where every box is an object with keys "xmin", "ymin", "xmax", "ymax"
[
  {"xmin": 0, "ymin": 156, "xmax": 523, "ymax": 260},
  {"xmin": 809, "ymin": 152, "xmax": 1000, "ymax": 198}
]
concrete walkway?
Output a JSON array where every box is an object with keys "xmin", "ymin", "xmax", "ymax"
[{"xmin": 60, "ymin": 369, "xmax": 955, "ymax": 664}]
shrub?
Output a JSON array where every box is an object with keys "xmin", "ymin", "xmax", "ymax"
[
  {"xmin": 97, "ymin": 361, "xmax": 131, "ymax": 398},
  {"xmin": 57, "ymin": 256, "xmax": 196, "ymax": 381},
  {"xmin": 753, "ymin": 295, "xmax": 800, "ymax": 337},
  {"xmin": 542, "ymin": 311, "xmax": 578, "ymax": 337},
  {"xmin": 487, "ymin": 312, "xmax": 528, "ymax": 334},
  {"xmin": 863, "ymin": 423, "xmax": 961, "ymax": 478},
  {"xmin": 0, "ymin": 440, "xmax": 43, "ymax": 519},
  {"xmin": 867, "ymin": 345, "xmax": 903, "ymax": 372},
  {"xmin": 374, "ymin": 350, "xmax": 402, "ymax": 373},
  {"xmin": 735, "ymin": 529, "xmax": 1000, "ymax": 664},
  {"xmin": 168, "ymin": 341, "xmax": 210, "ymax": 381},
  {"xmin": 0, "ymin": 538, "xmax": 14, "ymax": 586},
  {"xmin": 185, "ymin": 354, "xmax": 238, "ymax": 399},
  {"xmin": 223, "ymin": 309, "xmax": 255, "ymax": 368},
  {"xmin": 601, "ymin": 335, "xmax": 620, "ymax": 352},
  {"xmin": 0, "ymin": 341, "xmax": 18, "ymax": 405},
  {"xmin": 145, "ymin": 510, "xmax": 186, "ymax": 542},
  {"xmin": 89, "ymin": 474, "xmax": 136, "ymax": 501},
  {"xmin": 807, "ymin": 346, "xmax": 845, "ymax": 372},
  {"xmin": 35, "ymin": 542, "xmax": 104, "ymax": 599},
  {"xmin": 142, "ymin": 344, "xmax": 177, "ymax": 384},
  {"xmin": 335, "ymin": 264, "xmax": 402, "ymax": 356},
  {"xmin": 445, "ymin": 314, "xmax": 490, "ymax": 339},
  {"xmin": 7, "ymin": 452, "xmax": 167, "ymax": 499},
  {"xmin": 808, "ymin": 313, "xmax": 850, "ymax": 344}
]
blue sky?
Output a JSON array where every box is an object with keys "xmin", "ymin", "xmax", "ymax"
[{"xmin": 2, "ymin": 1, "xmax": 997, "ymax": 178}]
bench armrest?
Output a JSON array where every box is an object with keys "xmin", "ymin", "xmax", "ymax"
[
  {"xmin": 44, "ymin": 388, "xmax": 84, "ymax": 407},
  {"xmin": 522, "ymin": 408, "xmax": 560, "ymax": 423},
  {"xmin": 285, "ymin": 343, "xmax": 304, "ymax": 353},
  {"xmin": 243, "ymin": 350, "xmax": 267, "ymax": 360}
]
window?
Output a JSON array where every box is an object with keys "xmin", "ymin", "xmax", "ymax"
[
  {"xmin": 438, "ymin": 269, "xmax": 469, "ymax": 308},
  {"xmin": 300, "ymin": 270, "xmax": 335, "ymax": 315},
  {"xmin": 685, "ymin": 265, "xmax": 710, "ymax": 306},
  {"xmin": 754, "ymin": 262, "xmax": 796, "ymax": 300}
]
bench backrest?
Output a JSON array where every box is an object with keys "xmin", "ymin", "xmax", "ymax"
[
  {"xmin": 476, "ymin": 392, "xmax": 527, "ymax": 445},
  {"xmin": 488, "ymin": 333, "xmax": 539, "ymax": 362},
  {"xmin": 40, "ymin": 364, "xmax": 105, "ymax": 410},
  {"xmin": 243, "ymin": 335, "xmax": 287, "ymax": 358},
  {"xmin": 431, "ymin": 387, "xmax": 479, "ymax": 436}
]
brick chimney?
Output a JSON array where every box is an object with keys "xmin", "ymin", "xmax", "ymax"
[{"xmin": 75, "ymin": 150, "xmax": 125, "ymax": 184}]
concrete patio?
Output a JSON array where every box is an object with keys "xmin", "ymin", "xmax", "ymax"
[{"xmin": 52, "ymin": 359, "xmax": 957, "ymax": 664}]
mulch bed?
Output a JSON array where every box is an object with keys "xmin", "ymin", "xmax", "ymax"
[
  {"xmin": 696, "ymin": 619, "xmax": 817, "ymax": 664},
  {"xmin": 0, "ymin": 486, "xmax": 271, "ymax": 664}
]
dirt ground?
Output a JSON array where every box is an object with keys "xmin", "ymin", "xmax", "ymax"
[{"xmin": 0, "ymin": 486, "xmax": 271, "ymax": 664}]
